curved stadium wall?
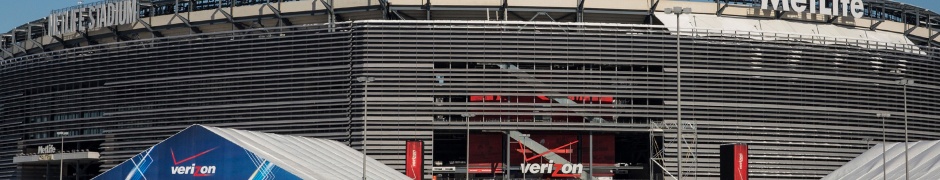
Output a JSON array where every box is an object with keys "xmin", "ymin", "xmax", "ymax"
[{"xmin": 2, "ymin": 0, "xmax": 940, "ymax": 179}]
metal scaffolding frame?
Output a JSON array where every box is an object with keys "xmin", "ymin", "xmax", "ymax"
[{"xmin": 649, "ymin": 120, "xmax": 698, "ymax": 180}]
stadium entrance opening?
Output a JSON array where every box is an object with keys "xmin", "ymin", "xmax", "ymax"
[
  {"xmin": 13, "ymin": 140, "xmax": 103, "ymax": 180},
  {"xmin": 431, "ymin": 130, "xmax": 660, "ymax": 179}
]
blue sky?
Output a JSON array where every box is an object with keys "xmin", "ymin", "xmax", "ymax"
[
  {"xmin": 1, "ymin": 0, "xmax": 939, "ymax": 32},
  {"xmin": 1, "ymin": 0, "xmax": 106, "ymax": 32}
]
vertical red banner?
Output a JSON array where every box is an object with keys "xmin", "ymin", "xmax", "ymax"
[
  {"xmin": 721, "ymin": 143, "xmax": 748, "ymax": 180},
  {"xmin": 733, "ymin": 144, "xmax": 748, "ymax": 180},
  {"xmin": 405, "ymin": 140, "xmax": 424, "ymax": 180}
]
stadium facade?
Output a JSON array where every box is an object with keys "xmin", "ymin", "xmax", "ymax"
[{"xmin": 2, "ymin": 0, "xmax": 939, "ymax": 179}]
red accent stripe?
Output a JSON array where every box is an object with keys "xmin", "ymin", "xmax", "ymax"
[
  {"xmin": 524, "ymin": 140, "xmax": 579, "ymax": 162},
  {"xmin": 171, "ymin": 147, "xmax": 218, "ymax": 165}
]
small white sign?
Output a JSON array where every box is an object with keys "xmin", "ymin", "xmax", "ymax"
[{"xmin": 39, "ymin": 154, "xmax": 54, "ymax": 161}]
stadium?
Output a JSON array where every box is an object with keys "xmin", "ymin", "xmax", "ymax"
[{"xmin": 2, "ymin": 0, "xmax": 939, "ymax": 179}]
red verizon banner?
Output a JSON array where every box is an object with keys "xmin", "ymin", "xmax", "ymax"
[
  {"xmin": 734, "ymin": 144, "xmax": 748, "ymax": 180},
  {"xmin": 720, "ymin": 143, "xmax": 748, "ymax": 180},
  {"xmin": 405, "ymin": 141, "xmax": 424, "ymax": 180}
]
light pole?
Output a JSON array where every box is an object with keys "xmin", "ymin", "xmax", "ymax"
[
  {"xmin": 461, "ymin": 113, "xmax": 475, "ymax": 180},
  {"xmin": 876, "ymin": 113, "xmax": 890, "ymax": 180},
  {"xmin": 56, "ymin": 131, "xmax": 68, "ymax": 180},
  {"xmin": 896, "ymin": 79, "xmax": 913, "ymax": 180},
  {"xmin": 664, "ymin": 6, "xmax": 690, "ymax": 179},
  {"xmin": 356, "ymin": 76, "xmax": 375, "ymax": 180}
]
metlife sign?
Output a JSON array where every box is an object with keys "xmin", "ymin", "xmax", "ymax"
[
  {"xmin": 37, "ymin": 144, "xmax": 57, "ymax": 154},
  {"xmin": 92, "ymin": 126, "xmax": 301, "ymax": 180},
  {"xmin": 760, "ymin": 0, "xmax": 864, "ymax": 17},
  {"xmin": 47, "ymin": 0, "xmax": 138, "ymax": 37}
]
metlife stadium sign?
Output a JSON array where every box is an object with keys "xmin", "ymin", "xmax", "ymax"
[
  {"xmin": 47, "ymin": 0, "xmax": 138, "ymax": 37},
  {"xmin": 761, "ymin": 0, "xmax": 864, "ymax": 17},
  {"xmin": 92, "ymin": 126, "xmax": 302, "ymax": 180}
]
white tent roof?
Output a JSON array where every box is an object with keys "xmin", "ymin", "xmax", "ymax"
[
  {"xmin": 201, "ymin": 125, "xmax": 410, "ymax": 180},
  {"xmin": 823, "ymin": 140, "xmax": 940, "ymax": 180}
]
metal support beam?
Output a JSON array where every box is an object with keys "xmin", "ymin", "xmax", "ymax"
[
  {"xmin": 528, "ymin": 12, "xmax": 557, "ymax": 22},
  {"xmin": 253, "ymin": 21, "xmax": 267, "ymax": 29},
  {"xmin": 508, "ymin": 11, "xmax": 525, "ymax": 21},
  {"xmin": 29, "ymin": 39, "xmax": 46, "ymax": 52},
  {"xmin": 136, "ymin": 17, "xmax": 164, "ymax": 38},
  {"xmin": 0, "ymin": 45, "xmax": 13, "ymax": 58},
  {"xmin": 212, "ymin": 2, "xmax": 240, "ymax": 31},
  {"xmin": 281, "ymin": 18, "xmax": 294, "ymax": 26},
  {"xmin": 11, "ymin": 44, "xmax": 27, "ymax": 55},
  {"xmin": 311, "ymin": 0, "xmax": 318, "ymax": 16},
  {"xmin": 881, "ymin": 2, "xmax": 886, "ymax": 23},
  {"xmin": 152, "ymin": 30, "xmax": 165, "ymax": 38},
  {"xmin": 11, "ymin": 30, "xmax": 28, "ymax": 53},
  {"xmin": 500, "ymin": 0, "xmax": 508, "ymax": 21},
  {"xmin": 262, "ymin": 3, "xmax": 293, "ymax": 27},
  {"xmin": 650, "ymin": 0, "xmax": 659, "ymax": 14},
  {"xmin": 214, "ymin": 8, "xmax": 235, "ymax": 22},
  {"xmin": 647, "ymin": 0, "xmax": 660, "ymax": 24},
  {"xmin": 171, "ymin": 0, "xmax": 189, "ymax": 34},
  {"xmin": 378, "ymin": 0, "xmax": 390, "ymax": 20},
  {"xmin": 556, "ymin": 13, "xmax": 577, "ymax": 21},
  {"xmin": 930, "ymin": 31, "xmax": 940, "ymax": 40},
  {"xmin": 230, "ymin": 0, "xmax": 237, "ymax": 31},
  {"xmin": 827, "ymin": 15, "xmax": 839, "ymax": 23},
  {"xmin": 234, "ymin": 22, "xmax": 251, "ymax": 30},
  {"xmin": 335, "ymin": 14, "xmax": 346, "ymax": 22},
  {"xmin": 257, "ymin": 6, "xmax": 268, "ymax": 28},
  {"xmin": 171, "ymin": 13, "xmax": 201, "ymax": 34},
  {"xmin": 716, "ymin": 0, "xmax": 729, "ymax": 16},
  {"xmin": 319, "ymin": 0, "xmax": 336, "ymax": 31},
  {"xmin": 904, "ymin": 10, "xmax": 918, "ymax": 35},
  {"xmin": 392, "ymin": 10, "xmax": 415, "ymax": 20},
  {"xmin": 189, "ymin": 0, "xmax": 196, "ymax": 13},
  {"xmin": 30, "ymin": 38, "xmax": 44, "ymax": 52},
  {"xmin": 424, "ymin": 0, "xmax": 431, "ymax": 20},
  {"xmin": 81, "ymin": 32, "xmax": 99, "ymax": 45},
  {"xmin": 774, "ymin": 10, "xmax": 786, "ymax": 19},
  {"xmin": 576, "ymin": 0, "xmax": 585, "ymax": 22},
  {"xmin": 107, "ymin": 26, "xmax": 130, "ymax": 42},
  {"xmin": 51, "ymin": 35, "xmax": 72, "ymax": 48},
  {"xmin": 26, "ymin": 25, "xmax": 44, "ymax": 52},
  {"xmin": 903, "ymin": 9, "xmax": 909, "ymax": 34},
  {"xmin": 190, "ymin": 26, "xmax": 204, "ymax": 34},
  {"xmin": 27, "ymin": 25, "xmax": 44, "ymax": 52},
  {"xmin": 929, "ymin": 14, "xmax": 933, "ymax": 40},
  {"xmin": 905, "ymin": 25, "xmax": 917, "ymax": 35},
  {"xmin": 871, "ymin": 20, "xmax": 885, "ymax": 30}
]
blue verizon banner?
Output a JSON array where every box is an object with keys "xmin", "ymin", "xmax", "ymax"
[{"xmin": 94, "ymin": 126, "xmax": 302, "ymax": 180}]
